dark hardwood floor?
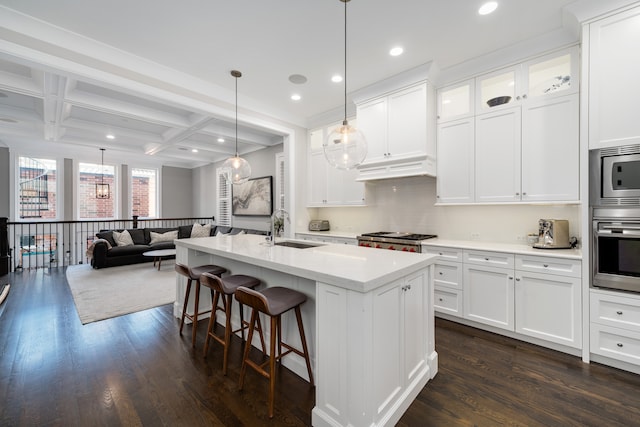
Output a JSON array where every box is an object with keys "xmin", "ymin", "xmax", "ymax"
[{"xmin": 1, "ymin": 268, "xmax": 639, "ymax": 427}]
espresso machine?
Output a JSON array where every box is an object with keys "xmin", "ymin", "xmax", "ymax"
[{"xmin": 533, "ymin": 219, "xmax": 571, "ymax": 249}]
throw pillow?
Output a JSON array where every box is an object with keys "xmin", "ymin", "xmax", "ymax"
[
  {"xmin": 150, "ymin": 230, "xmax": 178, "ymax": 244},
  {"xmin": 215, "ymin": 229, "xmax": 230, "ymax": 236},
  {"xmin": 190, "ymin": 223, "xmax": 212, "ymax": 238},
  {"xmin": 113, "ymin": 230, "xmax": 134, "ymax": 247}
]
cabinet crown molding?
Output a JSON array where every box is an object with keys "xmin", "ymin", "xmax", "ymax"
[{"xmin": 352, "ymin": 62, "xmax": 436, "ymax": 105}]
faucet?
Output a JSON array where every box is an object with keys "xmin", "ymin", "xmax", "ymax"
[{"xmin": 266, "ymin": 209, "xmax": 290, "ymax": 245}]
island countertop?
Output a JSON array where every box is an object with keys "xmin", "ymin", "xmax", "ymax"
[{"xmin": 174, "ymin": 233, "xmax": 437, "ymax": 293}]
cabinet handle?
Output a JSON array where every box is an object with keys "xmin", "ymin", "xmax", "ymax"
[
  {"xmin": 439, "ymin": 297, "xmax": 443, "ymax": 302},
  {"xmin": 407, "ymin": 284, "xmax": 411, "ymax": 290},
  {"xmin": 515, "ymin": 277, "xmax": 521, "ymax": 281},
  {"xmin": 509, "ymin": 276, "xmax": 514, "ymax": 280},
  {"xmin": 522, "ymin": 94, "xmax": 528, "ymax": 99},
  {"xmin": 484, "ymin": 257, "xmax": 489, "ymax": 261},
  {"xmin": 617, "ymin": 343, "xmax": 624, "ymax": 348},
  {"xmin": 617, "ymin": 311, "xmax": 623, "ymax": 315},
  {"xmin": 516, "ymin": 95, "xmax": 521, "ymax": 101},
  {"xmin": 522, "ymin": 192, "xmax": 527, "ymax": 196},
  {"xmin": 543, "ymin": 264, "xmax": 549, "ymax": 268},
  {"xmin": 439, "ymin": 271, "xmax": 443, "ymax": 275},
  {"xmin": 515, "ymin": 192, "xmax": 520, "ymax": 196},
  {"xmin": 439, "ymin": 252, "xmax": 443, "ymax": 255}
]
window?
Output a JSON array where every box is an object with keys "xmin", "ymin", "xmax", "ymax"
[
  {"xmin": 18, "ymin": 156, "xmax": 58, "ymax": 219},
  {"xmin": 79, "ymin": 161, "xmax": 116, "ymax": 219},
  {"xmin": 217, "ymin": 167, "xmax": 232, "ymax": 227},
  {"xmin": 131, "ymin": 167, "xmax": 158, "ymax": 218}
]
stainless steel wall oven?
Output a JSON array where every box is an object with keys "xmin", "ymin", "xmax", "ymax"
[{"xmin": 592, "ymin": 208, "xmax": 640, "ymax": 293}]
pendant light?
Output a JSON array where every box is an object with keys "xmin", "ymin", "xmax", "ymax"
[
  {"xmin": 95, "ymin": 148, "xmax": 110, "ymax": 199},
  {"xmin": 323, "ymin": 0, "xmax": 367, "ymax": 170},
  {"xmin": 222, "ymin": 70, "xmax": 252, "ymax": 184}
]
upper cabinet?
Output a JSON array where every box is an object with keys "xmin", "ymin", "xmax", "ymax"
[
  {"xmin": 437, "ymin": 79, "xmax": 474, "ymax": 123},
  {"xmin": 307, "ymin": 121, "xmax": 368, "ymax": 207},
  {"xmin": 353, "ymin": 64, "xmax": 437, "ymax": 181},
  {"xmin": 476, "ymin": 48, "xmax": 578, "ymax": 113},
  {"xmin": 588, "ymin": 5, "xmax": 640, "ymax": 149},
  {"xmin": 436, "ymin": 46, "xmax": 580, "ymax": 204}
]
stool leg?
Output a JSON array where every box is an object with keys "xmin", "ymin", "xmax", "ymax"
[
  {"xmin": 203, "ymin": 290, "xmax": 221, "ymax": 356},
  {"xmin": 191, "ymin": 280, "xmax": 201, "ymax": 348},
  {"xmin": 239, "ymin": 309, "xmax": 258, "ymax": 391},
  {"xmin": 268, "ymin": 315, "xmax": 278, "ymax": 418},
  {"xmin": 256, "ymin": 314, "xmax": 267, "ymax": 354},
  {"xmin": 295, "ymin": 306, "xmax": 315, "ymax": 386},
  {"xmin": 223, "ymin": 293, "xmax": 233, "ymax": 375},
  {"xmin": 179, "ymin": 279, "xmax": 193, "ymax": 335}
]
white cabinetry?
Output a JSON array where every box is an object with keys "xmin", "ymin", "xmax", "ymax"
[
  {"xmin": 355, "ymin": 79, "xmax": 436, "ymax": 181},
  {"xmin": 295, "ymin": 233, "xmax": 356, "ymax": 245},
  {"xmin": 424, "ymin": 246, "xmax": 463, "ymax": 317},
  {"xmin": 308, "ymin": 124, "xmax": 367, "ymax": 207},
  {"xmin": 514, "ymin": 255, "xmax": 582, "ymax": 348},
  {"xmin": 588, "ymin": 6, "xmax": 640, "ymax": 149},
  {"xmin": 315, "ymin": 268, "xmax": 434, "ymax": 427},
  {"xmin": 436, "ymin": 47, "xmax": 579, "ymax": 204},
  {"xmin": 590, "ymin": 290, "xmax": 640, "ymax": 367},
  {"xmin": 463, "ymin": 250, "xmax": 515, "ymax": 331}
]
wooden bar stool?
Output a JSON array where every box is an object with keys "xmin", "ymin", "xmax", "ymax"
[
  {"xmin": 200, "ymin": 272, "xmax": 266, "ymax": 375},
  {"xmin": 236, "ymin": 286, "xmax": 314, "ymax": 418},
  {"xmin": 175, "ymin": 262, "xmax": 227, "ymax": 347}
]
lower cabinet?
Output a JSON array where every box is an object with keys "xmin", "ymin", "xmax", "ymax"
[
  {"xmin": 590, "ymin": 290, "xmax": 640, "ymax": 367},
  {"xmin": 425, "ymin": 244, "xmax": 583, "ymax": 352}
]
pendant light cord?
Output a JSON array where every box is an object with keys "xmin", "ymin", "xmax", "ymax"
[
  {"xmin": 235, "ymin": 74, "xmax": 239, "ymax": 157},
  {"xmin": 100, "ymin": 148, "xmax": 104, "ymax": 185},
  {"xmin": 343, "ymin": 0, "xmax": 348, "ymax": 123}
]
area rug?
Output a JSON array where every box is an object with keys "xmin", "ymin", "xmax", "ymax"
[{"xmin": 66, "ymin": 262, "xmax": 176, "ymax": 324}]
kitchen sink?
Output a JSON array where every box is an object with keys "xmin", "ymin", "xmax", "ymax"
[{"xmin": 274, "ymin": 241, "xmax": 323, "ymax": 249}]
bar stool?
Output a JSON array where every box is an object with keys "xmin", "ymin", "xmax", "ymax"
[
  {"xmin": 236, "ymin": 286, "xmax": 314, "ymax": 418},
  {"xmin": 175, "ymin": 262, "xmax": 227, "ymax": 347},
  {"xmin": 200, "ymin": 272, "xmax": 266, "ymax": 375}
]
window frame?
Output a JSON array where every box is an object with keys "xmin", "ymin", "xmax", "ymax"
[
  {"xmin": 129, "ymin": 166, "xmax": 160, "ymax": 219},
  {"xmin": 14, "ymin": 154, "xmax": 62, "ymax": 222},
  {"xmin": 76, "ymin": 158, "xmax": 118, "ymax": 220}
]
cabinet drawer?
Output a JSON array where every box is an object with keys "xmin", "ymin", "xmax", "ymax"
[
  {"xmin": 423, "ymin": 246, "xmax": 462, "ymax": 261},
  {"xmin": 515, "ymin": 255, "xmax": 581, "ymax": 278},
  {"xmin": 590, "ymin": 323, "xmax": 640, "ymax": 366},
  {"xmin": 464, "ymin": 249, "xmax": 514, "ymax": 268},
  {"xmin": 591, "ymin": 291, "xmax": 640, "ymax": 332},
  {"xmin": 434, "ymin": 286, "xmax": 463, "ymax": 317},
  {"xmin": 433, "ymin": 261, "xmax": 462, "ymax": 289}
]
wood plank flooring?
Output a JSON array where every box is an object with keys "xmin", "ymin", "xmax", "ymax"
[{"xmin": 1, "ymin": 268, "xmax": 639, "ymax": 426}]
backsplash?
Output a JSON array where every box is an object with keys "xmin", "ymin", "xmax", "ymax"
[{"xmin": 308, "ymin": 176, "xmax": 581, "ymax": 244}]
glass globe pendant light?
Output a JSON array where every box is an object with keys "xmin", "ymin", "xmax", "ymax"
[
  {"xmin": 222, "ymin": 70, "xmax": 252, "ymax": 184},
  {"xmin": 323, "ymin": 0, "xmax": 367, "ymax": 170}
]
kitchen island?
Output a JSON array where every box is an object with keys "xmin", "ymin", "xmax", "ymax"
[{"xmin": 174, "ymin": 233, "xmax": 438, "ymax": 427}]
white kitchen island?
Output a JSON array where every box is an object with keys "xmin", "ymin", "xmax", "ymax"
[{"xmin": 174, "ymin": 233, "xmax": 438, "ymax": 427}]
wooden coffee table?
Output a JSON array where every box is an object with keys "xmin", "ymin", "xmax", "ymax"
[{"xmin": 143, "ymin": 249, "xmax": 176, "ymax": 270}]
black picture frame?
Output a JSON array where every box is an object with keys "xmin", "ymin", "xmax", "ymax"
[{"xmin": 232, "ymin": 176, "xmax": 273, "ymax": 216}]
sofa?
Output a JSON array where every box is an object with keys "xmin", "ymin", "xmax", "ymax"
[{"xmin": 90, "ymin": 224, "xmax": 268, "ymax": 269}]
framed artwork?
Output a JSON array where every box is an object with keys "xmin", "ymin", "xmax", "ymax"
[{"xmin": 232, "ymin": 176, "xmax": 273, "ymax": 216}]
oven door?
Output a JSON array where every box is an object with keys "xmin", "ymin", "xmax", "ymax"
[{"xmin": 593, "ymin": 220, "xmax": 640, "ymax": 293}]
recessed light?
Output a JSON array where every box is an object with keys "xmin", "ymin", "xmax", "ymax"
[
  {"xmin": 291, "ymin": 94, "xmax": 301, "ymax": 101},
  {"xmin": 192, "ymin": 149, "xmax": 198, "ymax": 153},
  {"xmin": 478, "ymin": 1, "xmax": 498, "ymax": 15},
  {"xmin": 389, "ymin": 47, "xmax": 404, "ymax": 56},
  {"xmin": 331, "ymin": 74, "xmax": 343, "ymax": 83},
  {"xmin": 106, "ymin": 134, "xmax": 115, "ymax": 140},
  {"xmin": 217, "ymin": 138, "xmax": 225, "ymax": 143}
]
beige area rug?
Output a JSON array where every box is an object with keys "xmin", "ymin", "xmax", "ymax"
[{"xmin": 66, "ymin": 262, "xmax": 176, "ymax": 324}]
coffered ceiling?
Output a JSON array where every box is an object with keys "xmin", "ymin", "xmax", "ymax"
[{"xmin": 0, "ymin": 0, "xmax": 585, "ymax": 168}]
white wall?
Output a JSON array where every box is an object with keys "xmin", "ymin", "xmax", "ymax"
[
  {"xmin": 162, "ymin": 166, "xmax": 194, "ymax": 218},
  {"xmin": 308, "ymin": 176, "xmax": 581, "ymax": 244},
  {"xmin": 193, "ymin": 143, "xmax": 284, "ymax": 231}
]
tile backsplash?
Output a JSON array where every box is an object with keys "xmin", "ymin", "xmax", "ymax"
[{"xmin": 309, "ymin": 176, "xmax": 581, "ymax": 244}]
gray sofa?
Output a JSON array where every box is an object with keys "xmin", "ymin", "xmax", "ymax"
[{"xmin": 90, "ymin": 225, "xmax": 268, "ymax": 269}]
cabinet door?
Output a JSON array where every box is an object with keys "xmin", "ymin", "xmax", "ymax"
[
  {"xmin": 515, "ymin": 271, "xmax": 581, "ymax": 348},
  {"xmin": 476, "ymin": 66, "xmax": 519, "ymax": 113},
  {"xmin": 521, "ymin": 94, "xmax": 579, "ymax": 201},
  {"xmin": 357, "ymin": 97, "xmax": 388, "ymax": 163},
  {"xmin": 475, "ymin": 108, "xmax": 521, "ymax": 203},
  {"xmin": 589, "ymin": 6, "xmax": 640, "ymax": 149},
  {"xmin": 308, "ymin": 151, "xmax": 327, "ymax": 206},
  {"xmin": 438, "ymin": 79, "xmax": 474, "ymax": 122},
  {"xmin": 463, "ymin": 264, "xmax": 514, "ymax": 331},
  {"xmin": 436, "ymin": 117, "xmax": 474, "ymax": 203},
  {"xmin": 403, "ymin": 272, "xmax": 427, "ymax": 386},
  {"xmin": 387, "ymin": 83, "xmax": 427, "ymax": 160},
  {"xmin": 523, "ymin": 47, "xmax": 578, "ymax": 101}
]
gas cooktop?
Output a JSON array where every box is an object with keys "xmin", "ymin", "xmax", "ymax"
[{"xmin": 358, "ymin": 232, "xmax": 437, "ymax": 241}]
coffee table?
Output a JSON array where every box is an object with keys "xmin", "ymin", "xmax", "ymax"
[{"xmin": 143, "ymin": 249, "xmax": 176, "ymax": 270}]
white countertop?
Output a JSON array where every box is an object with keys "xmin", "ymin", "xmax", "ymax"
[
  {"xmin": 175, "ymin": 234, "xmax": 437, "ymax": 293},
  {"xmin": 422, "ymin": 238, "xmax": 582, "ymax": 260}
]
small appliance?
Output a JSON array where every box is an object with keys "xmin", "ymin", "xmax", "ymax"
[
  {"xmin": 308, "ymin": 220, "xmax": 330, "ymax": 231},
  {"xmin": 590, "ymin": 144, "xmax": 640, "ymax": 206},
  {"xmin": 533, "ymin": 219, "xmax": 571, "ymax": 249}
]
